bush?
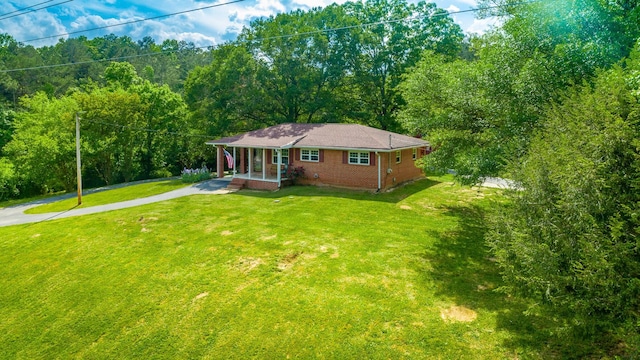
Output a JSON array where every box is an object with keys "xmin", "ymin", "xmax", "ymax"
[
  {"xmin": 286, "ymin": 166, "xmax": 305, "ymax": 184},
  {"xmin": 180, "ymin": 166, "xmax": 211, "ymax": 183},
  {"xmin": 151, "ymin": 168, "xmax": 173, "ymax": 179},
  {"xmin": 488, "ymin": 61, "xmax": 640, "ymax": 341}
]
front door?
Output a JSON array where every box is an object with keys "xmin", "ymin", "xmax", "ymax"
[{"xmin": 253, "ymin": 148, "xmax": 263, "ymax": 172}]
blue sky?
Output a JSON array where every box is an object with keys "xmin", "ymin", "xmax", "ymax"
[{"xmin": 0, "ymin": 0, "xmax": 500, "ymax": 47}]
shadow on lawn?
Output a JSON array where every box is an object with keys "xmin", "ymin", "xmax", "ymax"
[
  {"xmin": 421, "ymin": 204, "xmax": 567, "ymax": 358},
  {"xmin": 232, "ymin": 177, "xmax": 441, "ymax": 204}
]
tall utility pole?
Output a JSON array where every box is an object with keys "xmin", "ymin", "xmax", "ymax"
[{"xmin": 75, "ymin": 111, "xmax": 84, "ymax": 205}]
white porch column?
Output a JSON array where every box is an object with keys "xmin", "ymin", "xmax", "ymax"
[
  {"xmin": 262, "ymin": 148, "xmax": 266, "ymax": 180},
  {"xmin": 248, "ymin": 147, "xmax": 252, "ymax": 179},
  {"xmin": 377, "ymin": 152, "xmax": 381, "ymax": 190},
  {"xmin": 276, "ymin": 148, "xmax": 282, "ymax": 186},
  {"xmin": 233, "ymin": 147, "xmax": 237, "ymax": 176}
]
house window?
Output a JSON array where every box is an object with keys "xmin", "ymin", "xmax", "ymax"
[
  {"xmin": 301, "ymin": 149, "xmax": 319, "ymax": 162},
  {"xmin": 396, "ymin": 150, "xmax": 401, "ymax": 164},
  {"xmin": 348, "ymin": 151, "xmax": 370, "ymax": 165},
  {"xmin": 274, "ymin": 149, "xmax": 289, "ymax": 164},
  {"xmin": 412, "ymin": 148, "xmax": 417, "ymax": 160}
]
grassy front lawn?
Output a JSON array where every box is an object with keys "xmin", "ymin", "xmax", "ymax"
[
  {"xmin": 25, "ymin": 179, "xmax": 190, "ymax": 214},
  {"xmin": 0, "ymin": 177, "xmax": 553, "ymax": 358}
]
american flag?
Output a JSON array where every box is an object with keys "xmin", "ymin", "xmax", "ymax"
[{"xmin": 223, "ymin": 149, "xmax": 234, "ymax": 169}]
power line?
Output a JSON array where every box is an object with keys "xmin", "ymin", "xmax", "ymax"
[
  {"xmin": 18, "ymin": 0, "xmax": 250, "ymax": 43},
  {"xmin": 0, "ymin": 0, "xmax": 74, "ymax": 21},
  {"xmin": 0, "ymin": 1, "xmax": 533, "ymax": 74},
  {"xmin": 0, "ymin": 0, "xmax": 57, "ymax": 18}
]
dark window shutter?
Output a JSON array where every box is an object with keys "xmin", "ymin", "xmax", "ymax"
[
  {"xmin": 266, "ymin": 149, "xmax": 272, "ymax": 164},
  {"xmin": 343, "ymin": 151, "xmax": 348, "ymax": 164},
  {"xmin": 370, "ymin": 152, "xmax": 376, "ymax": 166},
  {"xmin": 295, "ymin": 148, "xmax": 300, "ymax": 161},
  {"xmin": 319, "ymin": 149, "xmax": 324, "ymax": 163}
]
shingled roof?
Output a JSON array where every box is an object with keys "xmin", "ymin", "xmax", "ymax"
[{"xmin": 206, "ymin": 123, "xmax": 428, "ymax": 151}]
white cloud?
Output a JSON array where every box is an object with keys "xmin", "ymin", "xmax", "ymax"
[
  {"xmin": 456, "ymin": 0, "xmax": 478, "ymax": 6},
  {"xmin": 446, "ymin": 4, "xmax": 460, "ymax": 13},
  {"xmin": 228, "ymin": 0, "xmax": 287, "ymax": 23},
  {"xmin": 291, "ymin": 0, "xmax": 349, "ymax": 8},
  {"xmin": 0, "ymin": 8, "xmax": 67, "ymax": 46},
  {"xmin": 465, "ymin": 16, "xmax": 501, "ymax": 35}
]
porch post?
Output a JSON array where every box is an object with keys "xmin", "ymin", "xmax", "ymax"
[
  {"xmin": 216, "ymin": 145, "xmax": 225, "ymax": 178},
  {"xmin": 239, "ymin": 147, "xmax": 246, "ymax": 174},
  {"xmin": 248, "ymin": 148, "xmax": 253, "ymax": 179},
  {"xmin": 376, "ymin": 152, "xmax": 381, "ymax": 190},
  {"xmin": 232, "ymin": 147, "xmax": 237, "ymax": 176},
  {"xmin": 276, "ymin": 148, "xmax": 282, "ymax": 186},
  {"xmin": 262, "ymin": 148, "xmax": 266, "ymax": 180}
]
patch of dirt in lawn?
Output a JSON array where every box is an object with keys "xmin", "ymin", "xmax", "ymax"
[
  {"xmin": 400, "ymin": 205, "xmax": 412, "ymax": 210},
  {"xmin": 31, "ymin": 233, "xmax": 41, "ymax": 238},
  {"xmin": 302, "ymin": 253, "xmax": 318, "ymax": 260},
  {"xmin": 221, "ymin": 230, "xmax": 233, "ymax": 236},
  {"xmin": 318, "ymin": 245, "xmax": 340, "ymax": 258},
  {"xmin": 277, "ymin": 251, "xmax": 301, "ymax": 271},
  {"xmin": 261, "ymin": 234, "xmax": 277, "ymax": 241},
  {"xmin": 193, "ymin": 292, "xmax": 209, "ymax": 301},
  {"xmin": 235, "ymin": 257, "xmax": 264, "ymax": 273},
  {"xmin": 458, "ymin": 188, "xmax": 486, "ymax": 199},
  {"xmin": 140, "ymin": 227, "xmax": 151, "ymax": 233},
  {"xmin": 440, "ymin": 305, "xmax": 477, "ymax": 323}
]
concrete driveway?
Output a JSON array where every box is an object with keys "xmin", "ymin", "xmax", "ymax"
[{"xmin": 0, "ymin": 178, "xmax": 232, "ymax": 227}]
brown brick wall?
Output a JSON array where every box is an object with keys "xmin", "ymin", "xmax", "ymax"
[
  {"xmin": 245, "ymin": 180, "xmax": 279, "ymax": 191},
  {"xmin": 380, "ymin": 148, "xmax": 424, "ymax": 189},
  {"xmin": 293, "ymin": 148, "xmax": 423, "ymax": 190}
]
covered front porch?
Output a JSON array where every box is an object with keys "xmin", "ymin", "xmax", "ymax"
[{"xmin": 213, "ymin": 145, "xmax": 290, "ymax": 189}]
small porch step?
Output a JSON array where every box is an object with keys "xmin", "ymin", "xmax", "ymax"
[{"xmin": 227, "ymin": 177, "xmax": 246, "ymax": 191}]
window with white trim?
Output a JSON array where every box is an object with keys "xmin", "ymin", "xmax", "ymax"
[
  {"xmin": 412, "ymin": 148, "xmax": 417, "ymax": 160},
  {"xmin": 348, "ymin": 151, "xmax": 369, "ymax": 165},
  {"xmin": 396, "ymin": 150, "xmax": 401, "ymax": 164},
  {"xmin": 273, "ymin": 149, "xmax": 289, "ymax": 164},
  {"xmin": 301, "ymin": 148, "xmax": 319, "ymax": 162}
]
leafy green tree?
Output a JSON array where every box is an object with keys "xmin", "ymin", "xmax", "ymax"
[
  {"xmin": 131, "ymin": 79, "xmax": 190, "ymax": 177},
  {"xmin": 401, "ymin": 0, "xmax": 639, "ymax": 182},
  {"xmin": 400, "ymin": 52, "xmax": 501, "ymax": 184},
  {"xmin": 488, "ymin": 51, "xmax": 640, "ymax": 342},
  {"xmin": 344, "ymin": 0, "xmax": 463, "ymax": 130},
  {"xmin": 5, "ymin": 92, "xmax": 79, "ymax": 193},
  {"xmin": 238, "ymin": 5, "xmax": 358, "ymax": 125},
  {"xmin": 185, "ymin": 43, "xmax": 263, "ymax": 137},
  {"xmin": 74, "ymin": 88, "xmax": 144, "ymax": 184}
]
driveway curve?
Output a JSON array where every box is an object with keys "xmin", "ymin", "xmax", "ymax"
[{"xmin": 0, "ymin": 178, "xmax": 232, "ymax": 227}]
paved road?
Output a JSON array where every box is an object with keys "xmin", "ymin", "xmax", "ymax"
[
  {"xmin": 479, "ymin": 177, "xmax": 517, "ymax": 189},
  {"xmin": 0, "ymin": 178, "xmax": 232, "ymax": 227}
]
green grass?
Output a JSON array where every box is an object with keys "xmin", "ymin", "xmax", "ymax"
[
  {"xmin": 24, "ymin": 179, "xmax": 190, "ymax": 214},
  {"xmin": 0, "ymin": 177, "xmax": 557, "ymax": 359}
]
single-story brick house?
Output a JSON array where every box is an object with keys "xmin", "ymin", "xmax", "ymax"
[{"xmin": 206, "ymin": 123, "xmax": 430, "ymax": 191}]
